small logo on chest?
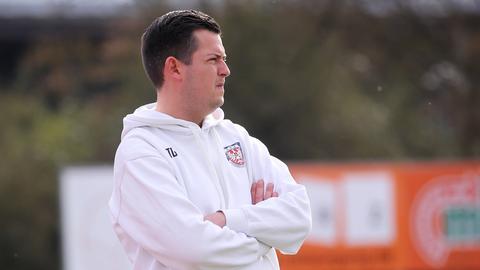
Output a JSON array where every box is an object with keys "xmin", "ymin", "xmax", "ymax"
[
  {"xmin": 224, "ymin": 142, "xmax": 245, "ymax": 167},
  {"xmin": 165, "ymin": 147, "xmax": 178, "ymax": 158}
]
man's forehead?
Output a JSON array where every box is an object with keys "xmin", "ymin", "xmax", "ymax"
[{"xmin": 193, "ymin": 30, "xmax": 226, "ymax": 54}]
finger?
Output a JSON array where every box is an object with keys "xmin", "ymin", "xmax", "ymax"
[
  {"xmin": 255, "ymin": 179, "xmax": 264, "ymax": 203},
  {"xmin": 265, "ymin": 183, "xmax": 274, "ymax": 199},
  {"xmin": 251, "ymin": 182, "xmax": 256, "ymax": 204},
  {"xmin": 272, "ymin": 191, "xmax": 279, "ymax": 197}
]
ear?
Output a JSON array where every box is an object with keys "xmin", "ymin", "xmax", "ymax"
[{"xmin": 163, "ymin": 56, "xmax": 183, "ymax": 81}]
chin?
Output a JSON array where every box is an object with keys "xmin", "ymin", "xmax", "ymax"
[
  {"xmin": 216, "ymin": 86, "xmax": 225, "ymax": 93},
  {"xmin": 211, "ymin": 99, "xmax": 224, "ymax": 110}
]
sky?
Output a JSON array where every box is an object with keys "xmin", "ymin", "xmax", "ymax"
[
  {"xmin": 0, "ymin": 0, "xmax": 479, "ymax": 17},
  {"xmin": 0, "ymin": 0, "xmax": 132, "ymax": 4},
  {"xmin": 0, "ymin": 0, "xmax": 135, "ymax": 17}
]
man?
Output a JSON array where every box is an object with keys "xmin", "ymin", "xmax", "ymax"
[{"xmin": 109, "ymin": 10, "xmax": 311, "ymax": 270}]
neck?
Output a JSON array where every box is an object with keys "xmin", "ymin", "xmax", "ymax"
[{"xmin": 155, "ymin": 88, "xmax": 205, "ymax": 126}]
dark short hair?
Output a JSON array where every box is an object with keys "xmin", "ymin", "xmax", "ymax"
[{"xmin": 141, "ymin": 10, "xmax": 221, "ymax": 88}]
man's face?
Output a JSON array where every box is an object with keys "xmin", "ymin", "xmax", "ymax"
[{"xmin": 182, "ymin": 29, "xmax": 230, "ymax": 117}]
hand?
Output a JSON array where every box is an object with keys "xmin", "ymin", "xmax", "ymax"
[
  {"xmin": 251, "ymin": 179, "xmax": 278, "ymax": 205},
  {"xmin": 204, "ymin": 211, "xmax": 226, "ymax": 228}
]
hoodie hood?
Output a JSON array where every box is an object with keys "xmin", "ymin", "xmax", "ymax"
[
  {"xmin": 121, "ymin": 103, "xmax": 230, "ymax": 209},
  {"xmin": 121, "ymin": 103, "xmax": 225, "ymax": 139}
]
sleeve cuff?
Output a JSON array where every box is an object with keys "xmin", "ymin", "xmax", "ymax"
[{"xmin": 222, "ymin": 208, "xmax": 249, "ymax": 234}]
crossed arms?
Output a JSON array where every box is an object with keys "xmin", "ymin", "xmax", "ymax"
[
  {"xmin": 204, "ymin": 180, "xmax": 278, "ymax": 227},
  {"xmin": 112, "ymin": 136, "xmax": 311, "ymax": 269}
]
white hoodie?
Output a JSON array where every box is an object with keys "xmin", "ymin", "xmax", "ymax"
[{"xmin": 109, "ymin": 103, "xmax": 311, "ymax": 270}]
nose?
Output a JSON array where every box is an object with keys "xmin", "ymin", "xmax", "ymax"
[{"xmin": 219, "ymin": 60, "xmax": 230, "ymax": 77}]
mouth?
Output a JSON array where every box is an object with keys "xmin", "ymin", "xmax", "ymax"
[{"xmin": 216, "ymin": 81, "xmax": 225, "ymax": 88}]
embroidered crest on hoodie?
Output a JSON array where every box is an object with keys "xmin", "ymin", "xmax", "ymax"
[{"xmin": 224, "ymin": 142, "xmax": 245, "ymax": 167}]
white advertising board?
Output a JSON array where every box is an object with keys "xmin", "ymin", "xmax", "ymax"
[
  {"xmin": 300, "ymin": 171, "xmax": 395, "ymax": 246},
  {"xmin": 60, "ymin": 166, "xmax": 130, "ymax": 270},
  {"xmin": 343, "ymin": 172, "xmax": 395, "ymax": 246}
]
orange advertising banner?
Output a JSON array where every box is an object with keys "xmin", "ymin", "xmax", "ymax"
[{"xmin": 279, "ymin": 161, "xmax": 480, "ymax": 270}]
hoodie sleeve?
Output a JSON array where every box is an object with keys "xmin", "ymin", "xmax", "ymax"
[
  {"xmin": 222, "ymin": 134, "xmax": 312, "ymax": 255},
  {"xmin": 112, "ymin": 152, "xmax": 271, "ymax": 269}
]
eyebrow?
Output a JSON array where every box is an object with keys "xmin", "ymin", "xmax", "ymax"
[{"xmin": 206, "ymin": 53, "xmax": 227, "ymax": 59}]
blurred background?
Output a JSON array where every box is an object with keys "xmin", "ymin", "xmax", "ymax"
[{"xmin": 0, "ymin": 0, "xmax": 479, "ymax": 269}]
